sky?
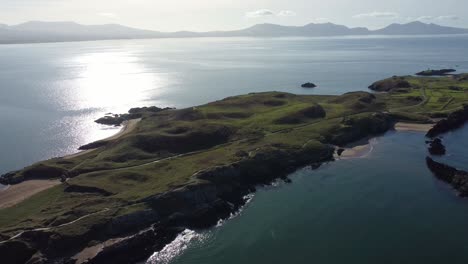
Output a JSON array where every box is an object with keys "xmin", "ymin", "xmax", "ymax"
[{"xmin": 1, "ymin": 0, "xmax": 466, "ymax": 31}]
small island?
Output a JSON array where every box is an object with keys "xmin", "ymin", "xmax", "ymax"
[
  {"xmin": 301, "ymin": 82, "xmax": 317, "ymax": 88},
  {"xmin": 416, "ymin": 69, "xmax": 456, "ymax": 76},
  {"xmin": 1, "ymin": 73, "xmax": 468, "ymax": 264}
]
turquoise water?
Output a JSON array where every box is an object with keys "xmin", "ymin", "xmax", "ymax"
[
  {"xmin": 1, "ymin": 35, "xmax": 468, "ymax": 173},
  {"xmin": 158, "ymin": 130, "xmax": 468, "ymax": 264}
]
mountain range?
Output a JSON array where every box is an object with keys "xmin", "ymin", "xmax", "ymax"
[{"xmin": 0, "ymin": 21, "xmax": 467, "ymax": 44}]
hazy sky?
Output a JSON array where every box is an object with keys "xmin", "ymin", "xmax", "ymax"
[{"xmin": 1, "ymin": 0, "xmax": 466, "ymax": 31}]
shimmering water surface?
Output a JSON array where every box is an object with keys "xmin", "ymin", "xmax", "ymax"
[
  {"xmin": 1, "ymin": 35, "xmax": 468, "ymax": 263},
  {"xmin": 1, "ymin": 35, "xmax": 468, "ymax": 173}
]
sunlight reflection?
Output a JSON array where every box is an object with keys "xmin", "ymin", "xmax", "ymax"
[
  {"xmin": 71, "ymin": 51, "xmax": 163, "ymax": 112},
  {"xmin": 50, "ymin": 51, "xmax": 169, "ymax": 155}
]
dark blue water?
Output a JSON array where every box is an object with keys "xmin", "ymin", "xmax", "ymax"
[
  {"xmin": 154, "ymin": 129, "xmax": 468, "ymax": 264},
  {"xmin": 1, "ymin": 35, "xmax": 468, "ymax": 173}
]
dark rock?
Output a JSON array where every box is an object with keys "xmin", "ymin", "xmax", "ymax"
[
  {"xmin": 326, "ymin": 112, "xmax": 392, "ymax": 146},
  {"xmin": 416, "ymin": 69, "xmax": 456, "ymax": 76},
  {"xmin": 78, "ymin": 140, "xmax": 109, "ymax": 150},
  {"xmin": 368, "ymin": 77, "xmax": 411, "ymax": 92},
  {"xmin": 428, "ymin": 138, "xmax": 446, "ymax": 156},
  {"xmin": 95, "ymin": 106, "xmax": 173, "ymax": 126},
  {"xmin": 95, "ymin": 116, "xmax": 126, "ymax": 126},
  {"xmin": 86, "ymin": 225, "xmax": 181, "ymax": 264},
  {"xmin": 336, "ymin": 148, "xmax": 345, "ymax": 156},
  {"xmin": 426, "ymin": 105, "xmax": 468, "ymax": 138},
  {"xmin": 426, "ymin": 157, "xmax": 468, "ymax": 196},
  {"xmin": 301, "ymin": 82, "xmax": 317, "ymax": 88},
  {"xmin": 0, "ymin": 240, "xmax": 36, "ymax": 264}
]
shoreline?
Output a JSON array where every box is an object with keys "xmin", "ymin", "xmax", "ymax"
[
  {"xmin": 394, "ymin": 122, "xmax": 433, "ymax": 133},
  {"xmin": 0, "ymin": 119, "xmax": 141, "ymax": 209},
  {"xmin": 63, "ymin": 118, "xmax": 141, "ymax": 160},
  {"xmin": 336, "ymin": 122, "xmax": 433, "ymax": 160}
]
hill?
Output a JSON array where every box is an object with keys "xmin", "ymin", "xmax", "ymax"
[{"xmin": 0, "ymin": 21, "xmax": 467, "ymax": 44}]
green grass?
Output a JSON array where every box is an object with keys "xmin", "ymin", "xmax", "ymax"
[{"xmin": 2, "ymin": 75, "xmax": 468, "ymax": 237}]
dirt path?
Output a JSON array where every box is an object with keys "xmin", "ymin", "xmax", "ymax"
[
  {"xmin": 0, "ymin": 180, "xmax": 61, "ymax": 209},
  {"xmin": 1, "ymin": 208, "xmax": 110, "ymax": 243}
]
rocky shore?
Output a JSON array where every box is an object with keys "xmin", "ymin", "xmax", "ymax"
[
  {"xmin": 2, "ymin": 73, "xmax": 467, "ymax": 264},
  {"xmin": 0, "ymin": 112, "xmax": 394, "ymax": 264},
  {"xmin": 426, "ymin": 157, "xmax": 468, "ymax": 196},
  {"xmin": 0, "ymin": 141, "xmax": 337, "ymax": 264},
  {"xmin": 426, "ymin": 105, "xmax": 468, "ymax": 138}
]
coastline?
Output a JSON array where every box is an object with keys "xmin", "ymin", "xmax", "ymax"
[
  {"xmin": 63, "ymin": 118, "xmax": 141, "ymax": 160},
  {"xmin": 1, "ymin": 75, "xmax": 467, "ymax": 264},
  {"xmin": 0, "ymin": 118, "xmax": 141, "ymax": 209},
  {"xmin": 335, "ymin": 122, "xmax": 433, "ymax": 160}
]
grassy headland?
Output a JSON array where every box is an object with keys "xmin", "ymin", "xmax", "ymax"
[{"xmin": 1, "ymin": 73, "xmax": 468, "ymax": 263}]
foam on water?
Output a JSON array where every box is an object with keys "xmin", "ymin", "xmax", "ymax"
[{"xmin": 146, "ymin": 229, "xmax": 205, "ymax": 264}]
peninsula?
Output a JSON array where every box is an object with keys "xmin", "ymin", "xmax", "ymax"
[{"xmin": 1, "ymin": 73, "xmax": 468, "ymax": 264}]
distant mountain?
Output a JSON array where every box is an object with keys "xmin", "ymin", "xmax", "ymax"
[
  {"xmin": 0, "ymin": 21, "xmax": 467, "ymax": 44},
  {"xmin": 0, "ymin": 21, "xmax": 165, "ymax": 44},
  {"xmin": 374, "ymin": 21, "xmax": 468, "ymax": 35},
  {"xmin": 200, "ymin": 23, "xmax": 370, "ymax": 37}
]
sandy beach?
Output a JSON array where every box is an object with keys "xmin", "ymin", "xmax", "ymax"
[
  {"xmin": 335, "ymin": 138, "xmax": 377, "ymax": 160},
  {"xmin": 63, "ymin": 118, "xmax": 141, "ymax": 160},
  {"xmin": 394, "ymin": 122, "xmax": 433, "ymax": 133},
  {"xmin": 0, "ymin": 119, "xmax": 141, "ymax": 209},
  {"xmin": 0, "ymin": 180, "xmax": 61, "ymax": 209}
]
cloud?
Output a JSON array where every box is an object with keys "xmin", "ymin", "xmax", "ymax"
[
  {"xmin": 353, "ymin": 12, "xmax": 399, "ymax": 19},
  {"xmin": 277, "ymin": 10, "xmax": 297, "ymax": 17},
  {"xmin": 98, "ymin": 12, "xmax": 118, "ymax": 19},
  {"xmin": 246, "ymin": 9, "xmax": 297, "ymax": 18},
  {"xmin": 436, "ymin": 15, "xmax": 459, "ymax": 21},
  {"xmin": 246, "ymin": 9, "xmax": 275, "ymax": 18},
  {"xmin": 416, "ymin": 15, "xmax": 460, "ymax": 21}
]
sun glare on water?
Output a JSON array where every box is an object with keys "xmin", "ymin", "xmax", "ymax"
[{"xmin": 71, "ymin": 51, "xmax": 162, "ymax": 112}]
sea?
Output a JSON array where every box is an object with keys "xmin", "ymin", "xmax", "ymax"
[{"xmin": 1, "ymin": 34, "xmax": 468, "ymax": 263}]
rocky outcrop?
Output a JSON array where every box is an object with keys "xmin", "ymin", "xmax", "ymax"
[
  {"xmin": 426, "ymin": 157, "xmax": 468, "ymax": 196},
  {"xmin": 95, "ymin": 107, "xmax": 173, "ymax": 126},
  {"xmin": 0, "ymin": 164, "xmax": 68, "ymax": 185},
  {"xmin": 368, "ymin": 76, "xmax": 411, "ymax": 92},
  {"xmin": 78, "ymin": 144, "xmax": 336, "ymax": 264},
  {"xmin": 85, "ymin": 225, "xmax": 181, "ymax": 264},
  {"xmin": 326, "ymin": 112, "xmax": 393, "ymax": 146},
  {"xmin": 95, "ymin": 115, "xmax": 127, "ymax": 126},
  {"xmin": 427, "ymin": 138, "xmax": 446, "ymax": 156},
  {"xmin": 301, "ymin": 82, "xmax": 317, "ymax": 88},
  {"xmin": 416, "ymin": 69, "xmax": 456, "ymax": 76},
  {"xmin": 0, "ymin": 240, "xmax": 36, "ymax": 264},
  {"xmin": 426, "ymin": 105, "xmax": 468, "ymax": 138}
]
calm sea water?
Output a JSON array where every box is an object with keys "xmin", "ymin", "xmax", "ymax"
[
  {"xmin": 1, "ymin": 35, "xmax": 468, "ymax": 174},
  {"xmin": 1, "ymin": 35, "xmax": 468, "ymax": 263},
  {"xmin": 152, "ymin": 129, "xmax": 468, "ymax": 264}
]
